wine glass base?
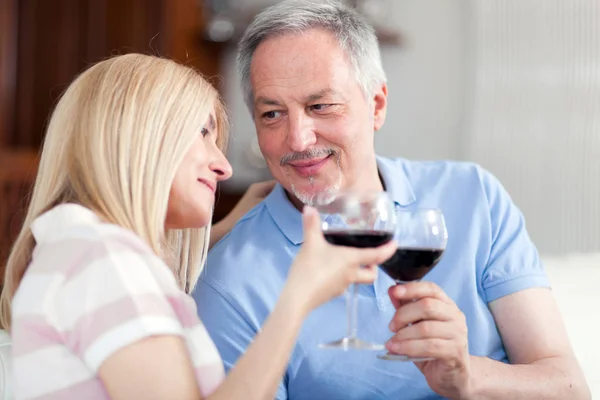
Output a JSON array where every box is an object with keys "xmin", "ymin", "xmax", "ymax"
[
  {"xmin": 318, "ymin": 337, "xmax": 385, "ymax": 351},
  {"xmin": 377, "ymin": 352, "xmax": 435, "ymax": 362}
]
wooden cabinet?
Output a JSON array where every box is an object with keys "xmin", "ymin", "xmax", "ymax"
[{"xmin": 0, "ymin": 0, "xmax": 242, "ymax": 276}]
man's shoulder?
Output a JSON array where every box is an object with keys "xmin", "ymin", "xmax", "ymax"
[
  {"xmin": 211, "ymin": 204, "xmax": 264, "ymax": 257},
  {"xmin": 213, "ymin": 201, "xmax": 271, "ymax": 248},
  {"xmin": 383, "ymin": 156, "xmax": 503, "ymax": 206},
  {"xmin": 204, "ymin": 201, "xmax": 292, "ymax": 284},
  {"xmin": 390, "ymin": 157, "xmax": 486, "ymax": 181}
]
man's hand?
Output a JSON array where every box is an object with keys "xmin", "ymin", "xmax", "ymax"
[{"xmin": 386, "ymin": 282, "xmax": 473, "ymax": 400}]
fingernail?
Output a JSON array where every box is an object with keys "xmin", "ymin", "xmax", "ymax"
[
  {"xmin": 395, "ymin": 285, "xmax": 406, "ymax": 296},
  {"xmin": 385, "ymin": 341, "xmax": 400, "ymax": 353},
  {"xmin": 388, "ymin": 321, "xmax": 396, "ymax": 332}
]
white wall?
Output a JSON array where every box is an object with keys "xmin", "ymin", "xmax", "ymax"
[
  {"xmin": 376, "ymin": 0, "xmax": 466, "ymax": 161},
  {"xmin": 463, "ymin": 0, "xmax": 600, "ymax": 254}
]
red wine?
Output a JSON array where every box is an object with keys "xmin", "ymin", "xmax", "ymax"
[
  {"xmin": 380, "ymin": 247, "xmax": 444, "ymax": 281},
  {"xmin": 323, "ymin": 230, "xmax": 393, "ymax": 248}
]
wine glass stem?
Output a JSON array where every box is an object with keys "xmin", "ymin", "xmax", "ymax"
[{"xmin": 347, "ymin": 283, "xmax": 358, "ymax": 340}]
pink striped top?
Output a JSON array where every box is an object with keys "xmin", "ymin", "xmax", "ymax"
[{"xmin": 11, "ymin": 204, "xmax": 225, "ymax": 399}]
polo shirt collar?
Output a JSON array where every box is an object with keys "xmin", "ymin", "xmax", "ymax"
[{"xmin": 264, "ymin": 156, "xmax": 416, "ymax": 246}]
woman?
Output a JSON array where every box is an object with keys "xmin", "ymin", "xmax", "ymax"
[{"xmin": 0, "ymin": 54, "xmax": 395, "ymax": 399}]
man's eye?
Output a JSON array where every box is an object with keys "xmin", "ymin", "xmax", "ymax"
[
  {"xmin": 310, "ymin": 104, "xmax": 331, "ymax": 111},
  {"xmin": 262, "ymin": 111, "xmax": 282, "ymax": 119}
]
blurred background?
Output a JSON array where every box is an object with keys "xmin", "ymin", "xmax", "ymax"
[
  {"xmin": 1, "ymin": 0, "xmax": 600, "ymax": 263},
  {"xmin": 0, "ymin": 0, "xmax": 599, "ymax": 392}
]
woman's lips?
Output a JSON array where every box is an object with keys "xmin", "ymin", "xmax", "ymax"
[{"xmin": 198, "ymin": 179, "xmax": 216, "ymax": 193}]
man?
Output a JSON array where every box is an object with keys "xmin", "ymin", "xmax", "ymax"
[{"xmin": 193, "ymin": 0, "xmax": 590, "ymax": 398}]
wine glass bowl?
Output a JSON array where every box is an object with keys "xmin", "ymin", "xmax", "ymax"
[
  {"xmin": 377, "ymin": 208, "xmax": 448, "ymax": 361},
  {"xmin": 379, "ymin": 208, "xmax": 447, "ymax": 283},
  {"xmin": 314, "ymin": 190, "xmax": 397, "ymax": 350}
]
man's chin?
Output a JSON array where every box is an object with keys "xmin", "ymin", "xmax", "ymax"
[{"xmin": 288, "ymin": 181, "xmax": 339, "ymax": 206}]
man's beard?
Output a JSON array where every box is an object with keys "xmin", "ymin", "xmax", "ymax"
[{"xmin": 288, "ymin": 154, "xmax": 343, "ymax": 206}]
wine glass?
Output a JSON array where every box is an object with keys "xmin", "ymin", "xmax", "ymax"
[
  {"xmin": 377, "ymin": 208, "xmax": 448, "ymax": 361},
  {"xmin": 314, "ymin": 190, "xmax": 397, "ymax": 350}
]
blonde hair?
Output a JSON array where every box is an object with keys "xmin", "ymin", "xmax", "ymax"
[{"xmin": 0, "ymin": 53, "xmax": 229, "ymax": 330}]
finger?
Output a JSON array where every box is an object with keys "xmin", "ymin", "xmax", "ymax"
[
  {"xmin": 301, "ymin": 206, "xmax": 323, "ymax": 245},
  {"xmin": 388, "ymin": 285, "xmax": 411, "ymax": 309},
  {"xmin": 353, "ymin": 264, "xmax": 378, "ymax": 284},
  {"xmin": 352, "ymin": 240, "xmax": 397, "ymax": 266},
  {"xmin": 385, "ymin": 338, "xmax": 458, "ymax": 360},
  {"xmin": 389, "ymin": 297, "xmax": 458, "ymax": 331},
  {"xmin": 387, "ymin": 321, "xmax": 456, "ymax": 342},
  {"xmin": 389, "ymin": 281, "xmax": 453, "ymax": 304}
]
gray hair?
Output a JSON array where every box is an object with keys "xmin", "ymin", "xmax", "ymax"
[{"xmin": 237, "ymin": 0, "xmax": 387, "ymax": 111}]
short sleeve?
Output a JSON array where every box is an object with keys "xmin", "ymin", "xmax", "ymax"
[
  {"xmin": 53, "ymin": 236, "xmax": 184, "ymax": 371},
  {"xmin": 479, "ymin": 168, "xmax": 551, "ymax": 303}
]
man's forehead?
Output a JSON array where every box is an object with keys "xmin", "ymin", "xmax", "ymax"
[
  {"xmin": 254, "ymin": 88, "xmax": 343, "ymax": 107},
  {"xmin": 250, "ymin": 30, "xmax": 348, "ymax": 73}
]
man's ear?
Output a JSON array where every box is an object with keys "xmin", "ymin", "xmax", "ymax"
[{"xmin": 373, "ymin": 83, "xmax": 388, "ymax": 131}]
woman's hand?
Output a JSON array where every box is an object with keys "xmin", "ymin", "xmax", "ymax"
[{"xmin": 286, "ymin": 206, "xmax": 397, "ymax": 315}]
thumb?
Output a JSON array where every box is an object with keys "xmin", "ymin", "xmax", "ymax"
[
  {"xmin": 302, "ymin": 206, "xmax": 323, "ymax": 244},
  {"xmin": 388, "ymin": 285, "xmax": 408, "ymax": 310}
]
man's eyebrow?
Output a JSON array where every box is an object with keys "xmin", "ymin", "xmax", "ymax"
[
  {"xmin": 254, "ymin": 89, "xmax": 340, "ymax": 107},
  {"xmin": 255, "ymin": 97, "xmax": 283, "ymax": 107},
  {"xmin": 305, "ymin": 89, "xmax": 336, "ymax": 103}
]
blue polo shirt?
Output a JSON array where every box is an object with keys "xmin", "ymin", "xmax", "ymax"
[{"xmin": 193, "ymin": 156, "xmax": 550, "ymax": 400}]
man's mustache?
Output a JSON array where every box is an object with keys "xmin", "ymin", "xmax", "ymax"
[{"xmin": 280, "ymin": 148, "xmax": 336, "ymax": 166}]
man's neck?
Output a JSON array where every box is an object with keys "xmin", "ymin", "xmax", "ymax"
[{"xmin": 287, "ymin": 191, "xmax": 306, "ymax": 211}]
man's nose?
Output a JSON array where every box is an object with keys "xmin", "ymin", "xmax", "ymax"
[{"xmin": 286, "ymin": 112, "xmax": 317, "ymax": 152}]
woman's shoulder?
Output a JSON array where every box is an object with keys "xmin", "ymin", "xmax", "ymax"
[
  {"xmin": 20, "ymin": 208, "xmax": 178, "ymax": 316},
  {"xmin": 31, "ymin": 205, "xmax": 164, "ymax": 277}
]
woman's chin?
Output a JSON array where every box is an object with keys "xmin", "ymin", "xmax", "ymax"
[{"xmin": 165, "ymin": 209, "xmax": 211, "ymax": 230}]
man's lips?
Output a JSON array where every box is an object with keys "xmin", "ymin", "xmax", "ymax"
[
  {"xmin": 287, "ymin": 155, "xmax": 331, "ymax": 177},
  {"xmin": 198, "ymin": 178, "xmax": 216, "ymax": 193}
]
